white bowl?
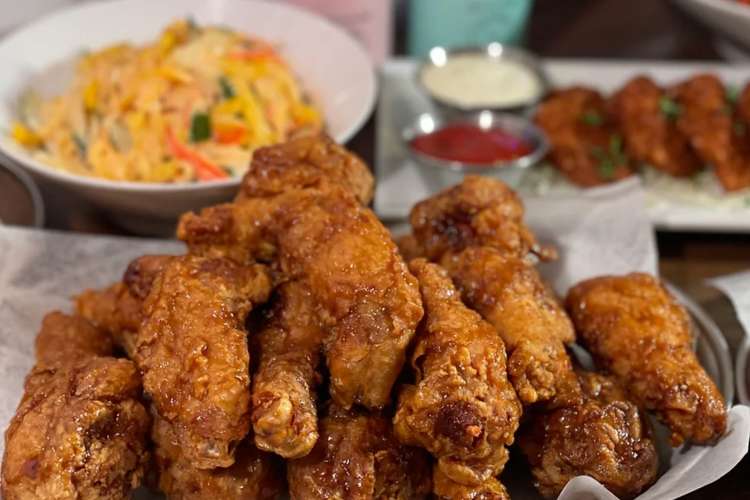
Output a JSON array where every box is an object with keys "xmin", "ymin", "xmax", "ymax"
[
  {"xmin": 0, "ymin": 0, "xmax": 376, "ymax": 234},
  {"xmin": 674, "ymin": 0, "xmax": 750, "ymax": 53}
]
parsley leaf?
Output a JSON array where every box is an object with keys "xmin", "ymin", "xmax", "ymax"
[
  {"xmin": 219, "ymin": 77, "xmax": 234, "ymax": 99},
  {"xmin": 581, "ymin": 111, "xmax": 603, "ymax": 126},
  {"xmin": 659, "ymin": 97, "xmax": 681, "ymax": 120},
  {"xmin": 190, "ymin": 113, "xmax": 212, "ymax": 143}
]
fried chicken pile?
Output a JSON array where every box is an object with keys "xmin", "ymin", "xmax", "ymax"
[
  {"xmin": 1, "ymin": 136, "xmax": 728, "ymax": 500},
  {"xmin": 536, "ymin": 74, "xmax": 750, "ymax": 191}
]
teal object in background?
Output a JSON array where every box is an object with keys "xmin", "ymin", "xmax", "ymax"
[{"xmin": 408, "ymin": 0, "xmax": 534, "ymax": 57}]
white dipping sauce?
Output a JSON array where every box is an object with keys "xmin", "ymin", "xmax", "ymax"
[{"xmin": 421, "ymin": 54, "xmax": 542, "ymax": 109}]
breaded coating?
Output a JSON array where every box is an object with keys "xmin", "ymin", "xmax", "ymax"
[
  {"xmin": 287, "ymin": 405, "xmax": 432, "ymax": 500},
  {"xmin": 252, "ymin": 281, "xmax": 323, "ymax": 458},
  {"xmin": 519, "ymin": 371, "xmax": 658, "ymax": 499},
  {"xmin": 2, "ymin": 356, "xmax": 150, "ymax": 499},
  {"xmin": 395, "ymin": 233, "xmax": 425, "ymax": 262},
  {"xmin": 409, "ymin": 175, "xmax": 555, "ymax": 262},
  {"xmin": 394, "ymin": 259, "xmax": 521, "ymax": 486},
  {"xmin": 136, "ymin": 255, "xmax": 271, "ymax": 469},
  {"xmin": 535, "ymin": 87, "xmax": 633, "ymax": 186},
  {"xmin": 610, "ymin": 75, "xmax": 701, "ymax": 177},
  {"xmin": 441, "ymin": 247, "xmax": 579, "ymax": 407},
  {"xmin": 34, "ymin": 311, "xmax": 113, "ymax": 366},
  {"xmin": 179, "ymin": 136, "xmax": 422, "ymax": 410},
  {"xmin": 432, "ymin": 467, "xmax": 509, "ymax": 500},
  {"xmin": 152, "ymin": 415, "xmax": 284, "ymax": 500},
  {"xmin": 566, "ymin": 273, "xmax": 727, "ymax": 445},
  {"xmin": 75, "ymin": 255, "xmax": 172, "ymax": 357},
  {"xmin": 671, "ymin": 74, "xmax": 750, "ymax": 191}
]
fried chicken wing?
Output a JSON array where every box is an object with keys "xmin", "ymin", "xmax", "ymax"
[
  {"xmin": 136, "ymin": 255, "xmax": 271, "ymax": 469},
  {"xmin": 441, "ymin": 247, "xmax": 579, "ymax": 407},
  {"xmin": 671, "ymin": 74, "xmax": 750, "ymax": 191},
  {"xmin": 2, "ymin": 313, "xmax": 150, "ymax": 500},
  {"xmin": 535, "ymin": 87, "xmax": 634, "ymax": 186},
  {"xmin": 179, "ymin": 136, "xmax": 422, "ymax": 410},
  {"xmin": 432, "ymin": 467, "xmax": 509, "ymax": 500},
  {"xmin": 75, "ymin": 255, "xmax": 172, "ymax": 357},
  {"xmin": 610, "ymin": 76, "xmax": 701, "ymax": 177},
  {"xmin": 518, "ymin": 371, "xmax": 658, "ymax": 499},
  {"xmin": 409, "ymin": 175, "xmax": 555, "ymax": 262},
  {"xmin": 251, "ymin": 280, "xmax": 323, "ymax": 458},
  {"xmin": 566, "ymin": 273, "xmax": 727, "ymax": 445},
  {"xmin": 287, "ymin": 405, "xmax": 432, "ymax": 500},
  {"xmin": 152, "ymin": 414, "xmax": 284, "ymax": 500},
  {"xmin": 394, "ymin": 259, "xmax": 521, "ymax": 486}
]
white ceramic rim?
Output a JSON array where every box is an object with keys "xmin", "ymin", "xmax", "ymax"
[
  {"xmin": 0, "ymin": 0, "xmax": 377, "ymax": 193},
  {"xmin": 678, "ymin": 0, "xmax": 750, "ymax": 18}
]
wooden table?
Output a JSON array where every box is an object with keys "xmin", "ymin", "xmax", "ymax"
[{"xmin": 23, "ymin": 0, "xmax": 750, "ymax": 498}]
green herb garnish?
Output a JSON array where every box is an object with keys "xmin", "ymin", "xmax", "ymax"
[
  {"xmin": 219, "ymin": 77, "xmax": 235, "ymax": 99},
  {"xmin": 591, "ymin": 135, "xmax": 627, "ymax": 180},
  {"xmin": 190, "ymin": 112, "xmax": 212, "ymax": 143},
  {"xmin": 659, "ymin": 96, "xmax": 681, "ymax": 121},
  {"xmin": 727, "ymin": 85, "xmax": 741, "ymax": 105},
  {"xmin": 734, "ymin": 121, "xmax": 746, "ymax": 136},
  {"xmin": 581, "ymin": 110, "xmax": 603, "ymax": 126},
  {"xmin": 73, "ymin": 134, "xmax": 86, "ymax": 157}
]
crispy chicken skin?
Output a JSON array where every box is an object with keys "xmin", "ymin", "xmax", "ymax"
[
  {"xmin": 432, "ymin": 467, "xmax": 509, "ymax": 500},
  {"xmin": 252, "ymin": 281, "xmax": 323, "ymax": 458},
  {"xmin": 287, "ymin": 405, "xmax": 432, "ymax": 500},
  {"xmin": 409, "ymin": 175, "xmax": 555, "ymax": 262},
  {"xmin": 136, "ymin": 255, "xmax": 271, "ymax": 469},
  {"xmin": 671, "ymin": 74, "xmax": 750, "ymax": 191},
  {"xmin": 566, "ymin": 273, "xmax": 727, "ymax": 445},
  {"xmin": 610, "ymin": 76, "xmax": 701, "ymax": 177},
  {"xmin": 2, "ymin": 313, "xmax": 150, "ymax": 500},
  {"xmin": 394, "ymin": 259, "xmax": 521, "ymax": 486},
  {"xmin": 152, "ymin": 415, "xmax": 284, "ymax": 500},
  {"xmin": 519, "ymin": 371, "xmax": 658, "ymax": 499},
  {"xmin": 179, "ymin": 136, "xmax": 422, "ymax": 410},
  {"xmin": 441, "ymin": 247, "xmax": 579, "ymax": 407},
  {"xmin": 75, "ymin": 255, "xmax": 172, "ymax": 357},
  {"xmin": 535, "ymin": 87, "xmax": 633, "ymax": 186}
]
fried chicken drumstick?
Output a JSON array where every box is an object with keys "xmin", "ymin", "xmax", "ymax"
[
  {"xmin": 2, "ymin": 313, "xmax": 150, "ymax": 500},
  {"xmin": 136, "ymin": 255, "xmax": 271, "ymax": 469},
  {"xmin": 287, "ymin": 404, "xmax": 432, "ymax": 500},
  {"xmin": 394, "ymin": 259, "xmax": 521, "ymax": 487},
  {"xmin": 179, "ymin": 136, "xmax": 423, "ymax": 410},
  {"xmin": 566, "ymin": 273, "xmax": 727, "ymax": 445},
  {"xmin": 519, "ymin": 370, "xmax": 658, "ymax": 499}
]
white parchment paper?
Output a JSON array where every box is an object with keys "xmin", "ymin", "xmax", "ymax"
[
  {"xmin": 0, "ymin": 180, "xmax": 747, "ymax": 499},
  {"xmin": 710, "ymin": 271, "xmax": 750, "ymax": 341}
]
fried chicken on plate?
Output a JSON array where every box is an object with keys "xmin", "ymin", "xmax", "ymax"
[
  {"xmin": 535, "ymin": 87, "xmax": 633, "ymax": 186},
  {"xmin": 287, "ymin": 404, "xmax": 432, "ymax": 500},
  {"xmin": 610, "ymin": 75, "xmax": 701, "ymax": 177},
  {"xmin": 2, "ymin": 313, "xmax": 150, "ymax": 500},
  {"xmin": 566, "ymin": 273, "xmax": 727, "ymax": 445},
  {"xmin": 394, "ymin": 259, "xmax": 521, "ymax": 487},
  {"xmin": 136, "ymin": 255, "xmax": 271, "ymax": 469},
  {"xmin": 179, "ymin": 135, "xmax": 423, "ymax": 410},
  {"xmin": 519, "ymin": 370, "xmax": 659, "ymax": 499},
  {"xmin": 432, "ymin": 467, "xmax": 509, "ymax": 500}
]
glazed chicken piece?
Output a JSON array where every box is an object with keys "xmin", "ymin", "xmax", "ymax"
[
  {"xmin": 671, "ymin": 74, "xmax": 750, "ymax": 191},
  {"xmin": 152, "ymin": 414, "xmax": 284, "ymax": 500},
  {"xmin": 409, "ymin": 175, "xmax": 556, "ymax": 262},
  {"xmin": 518, "ymin": 370, "xmax": 658, "ymax": 499},
  {"xmin": 2, "ymin": 313, "xmax": 150, "ymax": 500},
  {"xmin": 179, "ymin": 136, "xmax": 422, "ymax": 410},
  {"xmin": 251, "ymin": 280, "xmax": 324, "ymax": 458},
  {"xmin": 610, "ymin": 75, "xmax": 701, "ymax": 177},
  {"xmin": 432, "ymin": 467, "xmax": 509, "ymax": 500},
  {"xmin": 395, "ymin": 233, "xmax": 425, "ymax": 262},
  {"xmin": 287, "ymin": 405, "xmax": 432, "ymax": 500},
  {"xmin": 566, "ymin": 273, "xmax": 727, "ymax": 445},
  {"xmin": 76, "ymin": 255, "xmax": 172, "ymax": 357},
  {"xmin": 535, "ymin": 87, "xmax": 633, "ymax": 186},
  {"xmin": 136, "ymin": 255, "xmax": 271, "ymax": 469},
  {"xmin": 440, "ymin": 247, "xmax": 579, "ymax": 407},
  {"xmin": 394, "ymin": 259, "xmax": 521, "ymax": 487}
]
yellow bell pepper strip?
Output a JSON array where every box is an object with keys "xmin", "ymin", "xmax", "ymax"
[{"xmin": 166, "ymin": 126, "xmax": 228, "ymax": 181}]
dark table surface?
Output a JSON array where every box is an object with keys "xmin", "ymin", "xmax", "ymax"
[{"xmin": 15, "ymin": 0, "xmax": 750, "ymax": 498}]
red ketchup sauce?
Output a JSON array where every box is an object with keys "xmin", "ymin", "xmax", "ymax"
[{"xmin": 410, "ymin": 123, "xmax": 532, "ymax": 164}]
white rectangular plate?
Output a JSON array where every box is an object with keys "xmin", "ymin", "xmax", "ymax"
[{"xmin": 374, "ymin": 58, "xmax": 750, "ymax": 232}]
